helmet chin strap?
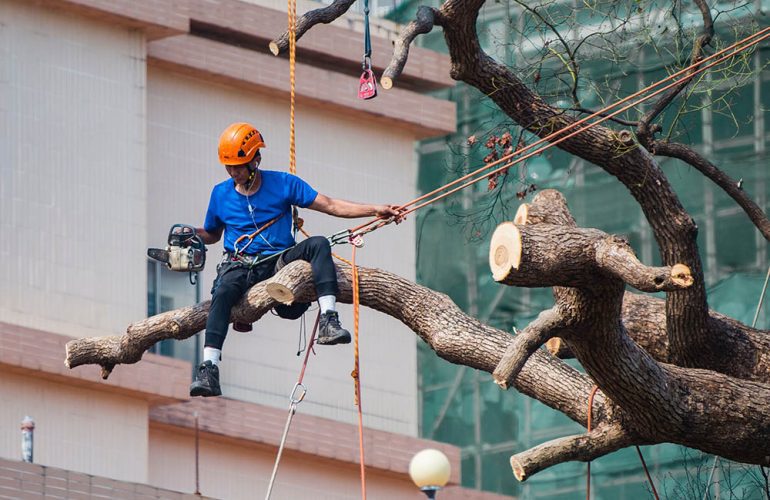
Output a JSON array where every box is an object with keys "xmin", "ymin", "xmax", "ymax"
[{"xmin": 240, "ymin": 155, "xmax": 261, "ymax": 187}]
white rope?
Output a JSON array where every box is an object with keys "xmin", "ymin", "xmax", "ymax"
[{"xmin": 265, "ymin": 383, "xmax": 306, "ymax": 500}]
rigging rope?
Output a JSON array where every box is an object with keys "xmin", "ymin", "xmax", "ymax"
[
  {"xmin": 269, "ymin": 3, "xmax": 368, "ymax": 495},
  {"xmin": 351, "ymin": 245, "xmax": 367, "ymax": 499},
  {"xmin": 347, "ymin": 26, "xmax": 770, "ymax": 239},
  {"xmin": 265, "ymin": 312, "xmax": 321, "ymax": 500},
  {"xmin": 288, "ymin": 0, "xmax": 297, "ymax": 175}
]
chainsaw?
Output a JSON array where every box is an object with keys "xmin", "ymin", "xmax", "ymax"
[{"xmin": 148, "ymin": 224, "xmax": 207, "ymax": 284}]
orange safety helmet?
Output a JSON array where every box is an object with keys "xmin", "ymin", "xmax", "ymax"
[{"xmin": 217, "ymin": 122, "xmax": 266, "ymax": 165}]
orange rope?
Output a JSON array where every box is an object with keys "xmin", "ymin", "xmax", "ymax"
[
  {"xmin": 288, "ymin": 0, "xmax": 297, "ymax": 175},
  {"xmin": 351, "ymin": 245, "xmax": 367, "ymax": 499},
  {"xmin": 348, "ymin": 26, "xmax": 770, "ymax": 236},
  {"xmin": 283, "ymin": 0, "xmax": 365, "ymax": 496}
]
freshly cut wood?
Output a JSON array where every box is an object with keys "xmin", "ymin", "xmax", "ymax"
[{"xmin": 489, "ymin": 222, "xmax": 522, "ymax": 281}]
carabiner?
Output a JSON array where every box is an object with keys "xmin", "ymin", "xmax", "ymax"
[
  {"xmin": 290, "ymin": 382, "xmax": 307, "ymax": 405},
  {"xmin": 327, "ymin": 229, "xmax": 352, "ymax": 247}
]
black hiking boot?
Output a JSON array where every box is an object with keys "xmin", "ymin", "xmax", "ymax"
[
  {"xmin": 316, "ymin": 311, "xmax": 351, "ymax": 345},
  {"xmin": 189, "ymin": 361, "xmax": 222, "ymax": 397}
]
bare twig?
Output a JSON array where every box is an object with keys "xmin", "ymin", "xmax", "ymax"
[{"xmin": 637, "ymin": 0, "xmax": 714, "ymax": 136}]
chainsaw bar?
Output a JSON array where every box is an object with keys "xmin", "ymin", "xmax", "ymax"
[{"xmin": 147, "ymin": 248, "xmax": 170, "ymax": 264}]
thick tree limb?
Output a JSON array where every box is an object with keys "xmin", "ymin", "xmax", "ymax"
[
  {"xmin": 437, "ymin": 0, "xmax": 712, "ymax": 369},
  {"xmin": 511, "ymin": 425, "xmax": 633, "ymax": 481},
  {"xmin": 66, "ymin": 261, "xmax": 606, "ymax": 428},
  {"xmin": 489, "ymin": 222, "xmax": 693, "ymax": 292},
  {"xmin": 269, "ymin": 0, "xmax": 357, "ymax": 56},
  {"xmin": 381, "ymin": 6, "xmax": 437, "ymax": 89}
]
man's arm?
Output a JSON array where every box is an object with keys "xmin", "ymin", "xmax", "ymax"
[
  {"xmin": 308, "ymin": 194, "xmax": 402, "ymax": 219},
  {"xmin": 196, "ymin": 226, "xmax": 223, "ymax": 245}
]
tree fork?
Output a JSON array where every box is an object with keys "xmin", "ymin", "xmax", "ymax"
[{"xmin": 493, "ymin": 308, "xmax": 563, "ymax": 389}]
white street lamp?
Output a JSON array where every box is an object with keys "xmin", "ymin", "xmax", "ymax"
[{"xmin": 409, "ymin": 448, "xmax": 451, "ymax": 499}]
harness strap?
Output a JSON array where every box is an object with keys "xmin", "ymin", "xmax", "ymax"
[{"xmin": 234, "ymin": 215, "xmax": 282, "ymax": 255}]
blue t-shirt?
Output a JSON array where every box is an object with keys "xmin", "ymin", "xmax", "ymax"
[{"xmin": 204, "ymin": 170, "xmax": 318, "ymax": 255}]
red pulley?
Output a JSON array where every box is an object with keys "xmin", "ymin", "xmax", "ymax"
[{"xmin": 358, "ymin": 61, "xmax": 377, "ymax": 100}]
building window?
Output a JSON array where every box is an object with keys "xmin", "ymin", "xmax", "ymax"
[{"xmin": 147, "ymin": 260, "xmax": 201, "ymax": 366}]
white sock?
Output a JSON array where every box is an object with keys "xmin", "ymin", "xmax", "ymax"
[
  {"xmin": 318, "ymin": 295, "xmax": 336, "ymax": 314},
  {"xmin": 203, "ymin": 347, "xmax": 222, "ymax": 366}
]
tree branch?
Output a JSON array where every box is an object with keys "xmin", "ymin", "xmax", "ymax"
[
  {"xmin": 381, "ymin": 6, "xmax": 437, "ymax": 89},
  {"xmin": 493, "ymin": 308, "xmax": 563, "ymax": 389},
  {"xmin": 489, "ymin": 222, "xmax": 693, "ymax": 292},
  {"xmin": 652, "ymin": 140, "xmax": 770, "ymax": 242},
  {"xmin": 594, "ymin": 236, "xmax": 694, "ymax": 292},
  {"xmin": 511, "ymin": 425, "xmax": 633, "ymax": 481},
  {"xmin": 269, "ymin": 0, "xmax": 357, "ymax": 56},
  {"xmin": 66, "ymin": 261, "xmax": 604, "ymax": 427}
]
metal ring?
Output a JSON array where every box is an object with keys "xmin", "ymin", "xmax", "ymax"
[{"xmin": 290, "ymin": 382, "xmax": 307, "ymax": 404}]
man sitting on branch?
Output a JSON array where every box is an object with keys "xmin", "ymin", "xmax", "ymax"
[{"xmin": 189, "ymin": 122, "xmax": 401, "ymax": 397}]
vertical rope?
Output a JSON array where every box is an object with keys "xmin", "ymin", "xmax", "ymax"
[
  {"xmin": 265, "ymin": 312, "xmax": 321, "ymax": 500},
  {"xmin": 287, "ymin": 0, "xmax": 297, "ymax": 175},
  {"xmin": 351, "ymin": 245, "xmax": 367, "ymax": 499},
  {"xmin": 635, "ymin": 446, "xmax": 660, "ymax": 500},
  {"xmin": 586, "ymin": 385, "xmax": 599, "ymax": 500}
]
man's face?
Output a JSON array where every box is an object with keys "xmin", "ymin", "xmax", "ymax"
[
  {"xmin": 225, "ymin": 164, "xmax": 251, "ymax": 185},
  {"xmin": 225, "ymin": 155, "xmax": 260, "ymax": 185}
]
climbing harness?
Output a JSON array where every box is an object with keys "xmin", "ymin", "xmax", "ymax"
[
  {"xmin": 147, "ymin": 224, "xmax": 207, "ymax": 285},
  {"xmin": 233, "ymin": 216, "xmax": 282, "ymax": 257},
  {"xmin": 357, "ymin": 0, "xmax": 377, "ymax": 100},
  {"xmin": 265, "ymin": 312, "xmax": 321, "ymax": 500}
]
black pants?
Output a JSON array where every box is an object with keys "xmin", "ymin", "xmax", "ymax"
[{"xmin": 204, "ymin": 235, "xmax": 338, "ymax": 350}]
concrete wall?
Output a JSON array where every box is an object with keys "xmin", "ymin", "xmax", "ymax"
[
  {"xmin": 0, "ymin": 457, "xmax": 205, "ymax": 499},
  {"xmin": 147, "ymin": 67, "xmax": 419, "ymax": 436},
  {"xmin": 0, "ymin": 0, "xmax": 148, "ymax": 339},
  {"xmin": 0, "ymin": 373, "xmax": 149, "ymax": 484},
  {"xmin": 148, "ymin": 425, "xmax": 422, "ymax": 500}
]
